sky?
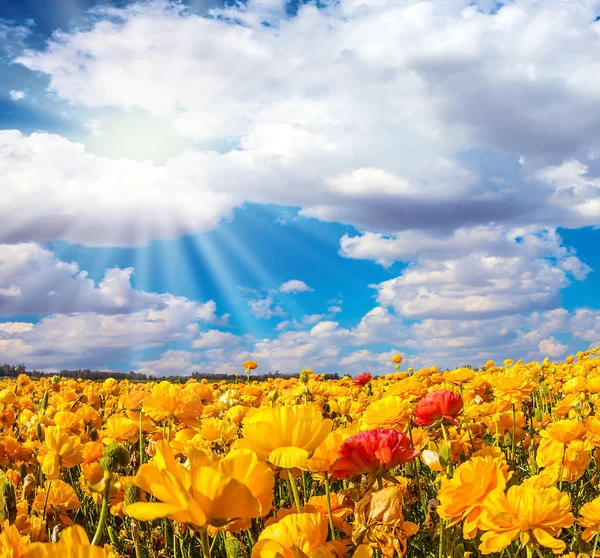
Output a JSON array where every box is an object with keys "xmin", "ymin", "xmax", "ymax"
[{"xmin": 2, "ymin": 0, "xmax": 600, "ymax": 377}]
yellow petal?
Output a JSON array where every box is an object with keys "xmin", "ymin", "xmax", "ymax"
[
  {"xmin": 125, "ymin": 502, "xmax": 187, "ymax": 522},
  {"xmin": 268, "ymin": 447, "xmax": 310, "ymax": 469}
]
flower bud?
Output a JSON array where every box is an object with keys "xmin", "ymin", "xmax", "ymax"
[
  {"xmin": 225, "ymin": 536, "xmax": 249, "ymax": 558},
  {"xmin": 124, "ymin": 482, "xmax": 141, "ymax": 506},
  {"xmin": 100, "ymin": 443, "xmax": 130, "ymax": 473},
  {"xmin": 421, "ymin": 450, "xmax": 444, "ymax": 472},
  {"xmin": 438, "ymin": 442, "xmax": 451, "ymax": 468},
  {"xmin": 0, "ymin": 477, "xmax": 17, "ymax": 524}
]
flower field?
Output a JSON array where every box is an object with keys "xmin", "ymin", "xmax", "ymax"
[{"xmin": 3, "ymin": 351, "xmax": 600, "ymax": 557}]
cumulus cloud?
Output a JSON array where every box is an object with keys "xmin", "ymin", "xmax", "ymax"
[
  {"xmin": 538, "ymin": 337, "xmax": 568, "ymax": 358},
  {"xmin": 375, "ymin": 253, "xmax": 582, "ymax": 321},
  {"xmin": 9, "ymin": 90, "xmax": 25, "ymax": 101},
  {"xmin": 192, "ymin": 329, "xmax": 240, "ymax": 349},
  {"xmin": 246, "ymin": 293, "xmax": 286, "ymax": 320},
  {"xmin": 0, "ymin": 295, "xmax": 225, "ymax": 370},
  {"xmin": 0, "ymin": 243, "xmax": 169, "ymax": 316},
  {"xmin": 280, "ymin": 279, "xmax": 313, "ymax": 293},
  {"xmin": 5, "ymin": 0, "xmax": 600, "ymax": 247},
  {"xmin": 135, "ymin": 350, "xmax": 199, "ymax": 377},
  {"xmin": 2, "ymin": 0, "xmax": 600, "ymax": 373},
  {"xmin": 369, "ymin": 228, "xmax": 590, "ymax": 321},
  {"xmin": 340, "ymin": 226, "xmax": 569, "ymax": 267}
]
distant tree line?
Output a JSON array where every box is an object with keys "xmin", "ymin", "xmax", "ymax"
[
  {"xmin": 0, "ymin": 363, "xmax": 339, "ymax": 382},
  {"xmin": 190, "ymin": 371, "xmax": 340, "ymax": 381}
]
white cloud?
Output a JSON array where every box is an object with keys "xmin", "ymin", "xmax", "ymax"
[
  {"xmin": 375, "ymin": 253, "xmax": 579, "ymax": 321},
  {"xmin": 302, "ymin": 314, "xmax": 324, "ymax": 325},
  {"xmin": 2, "ymin": 0, "xmax": 600, "ymax": 374},
  {"xmin": 135, "ymin": 350, "xmax": 198, "ymax": 377},
  {"xmin": 340, "ymin": 226, "xmax": 569, "ymax": 267},
  {"xmin": 247, "ymin": 293, "xmax": 286, "ymax": 320},
  {"xmin": 538, "ymin": 337, "xmax": 568, "ymax": 358},
  {"xmin": 192, "ymin": 329, "xmax": 240, "ymax": 350},
  {"xmin": 9, "ymin": 90, "xmax": 25, "ymax": 101},
  {"xmin": 6, "ymin": 0, "xmax": 600, "ymax": 248},
  {"xmin": 280, "ymin": 279, "xmax": 313, "ymax": 294},
  {"xmin": 0, "ymin": 293, "xmax": 224, "ymax": 370},
  {"xmin": 370, "ymin": 228, "xmax": 590, "ymax": 321},
  {"xmin": 84, "ymin": 119, "xmax": 103, "ymax": 136},
  {"xmin": 0, "ymin": 243, "xmax": 170, "ymax": 316},
  {"xmin": 0, "ymin": 131, "xmax": 238, "ymax": 247}
]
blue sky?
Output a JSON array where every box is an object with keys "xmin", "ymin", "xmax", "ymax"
[{"xmin": 1, "ymin": 0, "xmax": 600, "ymax": 376}]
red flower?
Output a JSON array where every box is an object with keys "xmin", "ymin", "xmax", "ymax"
[
  {"xmin": 330, "ymin": 429, "xmax": 419, "ymax": 479},
  {"xmin": 413, "ymin": 389, "xmax": 463, "ymax": 427},
  {"xmin": 353, "ymin": 372, "xmax": 372, "ymax": 386}
]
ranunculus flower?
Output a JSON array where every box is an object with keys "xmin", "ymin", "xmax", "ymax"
[
  {"xmin": 353, "ymin": 373, "xmax": 372, "ymax": 387},
  {"xmin": 414, "ymin": 390, "xmax": 463, "ymax": 427},
  {"xmin": 331, "ymin": 429, "xmax": 418, "ymax": 479}
]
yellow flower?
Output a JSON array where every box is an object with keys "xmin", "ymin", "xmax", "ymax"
[
  {"xmin": 578, "ymin": 496, "xmax": 600, "ymax": 542},
  {"xmin": 242, "ymin": 405, "xmax": 332, "ymax": 468},
  {"xmin": 443, "ymin": 368, "xmax": 476, "ymax": 385},
  {"xmin": 126, "ymin": 440, "xmax": 273, "ymax": 528},
  {"xmin": 359, "ymin": 396, "xmax": 412, "ymax": 433},
  {"xmin": 543, "ymin": 419, "xmax": 586, "ymax": 444},
  {"xmin": 101, "ymin": 415, "xmax": 139, "ymax": 445},
  {"xmin": 304, "ymin": 429, "xmax": 352, "ymax": 473},
  {"xmin": 252, "ymin": 513, "xmax": 339, "ymax": 558},
  {"xmin": 200, "ymin": 417, "xmax": 238, "ymax": 444},
  {"xmin": 32, "ymin": 480, "xmax": 80, "ymax": 526},
  {"xmin": 437, "ymin": 456, "xmax": 511, "ymax": 539},
  {"xmin": 478, "ymin": 481, "xmax": 574, "ymax": 555},
  {"xmin": 37, "ymin": 426, "xmax": 84, "ymax": 480},
  {"xmin": 491, "ymin": 372, "xmax": 535, "ymax": 404},
  {"xmin": 537, "ymin": 420, "xmax": 591, "ymax": 483},
  {"xmin": 142, "ymin": 382, "xmax": 203, "ymax": 426},
  {"xmin": 0, "ymin": 520, "xmax": 29, "ymax": 558},
  {"xmin": 24, "ymin": 525, "xmax": 108, "ymax": 558}
]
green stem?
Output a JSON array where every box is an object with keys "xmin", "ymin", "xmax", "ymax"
[
  {"xmin": 593, "ymin": 530, "xmax": 600, "ymax": 557},
  {"xmin": 132, "ymin": 520, "xmax": 142, "ymax": 558},
  {"xmin": 438, "ymin": 519, "xmax": 444, "ymax": 558},
  {"xmin": 408, "ymin": 424, "xmax": 426, "ymax": 515},
  {"xmin": 324, "ymin": 473, "xmax": 336, "ymax": 541},
  {"xmin": 376, "ymin": 475, "xmax": 384, "ymax": 490},
  {"xmin": 91, "ymin": 472, "xmax": 112, "ymax": 545},
  {"xmin": 559, "ymin": 444, "xmax": 567, "ymax": 491},
  {"xmin": 286, "ymin": 468, "xmax": 303, "ymax": 513},
  {"xmin": 200, "ymin": 529, "xmax": 212, "ymax": 558},
  {"xmin": 511, "ymin": 404, "xmax": 516, "ymax": 462},
  {"xmin": 139, "ymin": 411, "xmax": 144, "ymax": 467},
  {"xmin": 440, "ymin": 422, "xmax": 449, "ymax": 443},
  {"xmin": 42, "ymin": 480, "xmax": 52, "ymax": 523}
]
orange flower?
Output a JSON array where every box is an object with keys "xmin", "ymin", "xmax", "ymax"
[
  {"xmin": 478, "ymin": 480, "xmax": 574, "ymax": 554},
  {"xmin": 578, "ymin": 496, "xmax": 600, "ymax": 542},
  {"xmin": 437, "ymin": 456, "xmax": 511, "ymax": 539},
  {"xmin": 24, "ymin": 525, "xmax": 108, "ymax": 558},
  {"xmin": 37, "ymin": 426, "xmax": 84, "ymax": 480},
  {"xmin": 32, "ymin": 480, "xmax": 80, "ymax": 526}
]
